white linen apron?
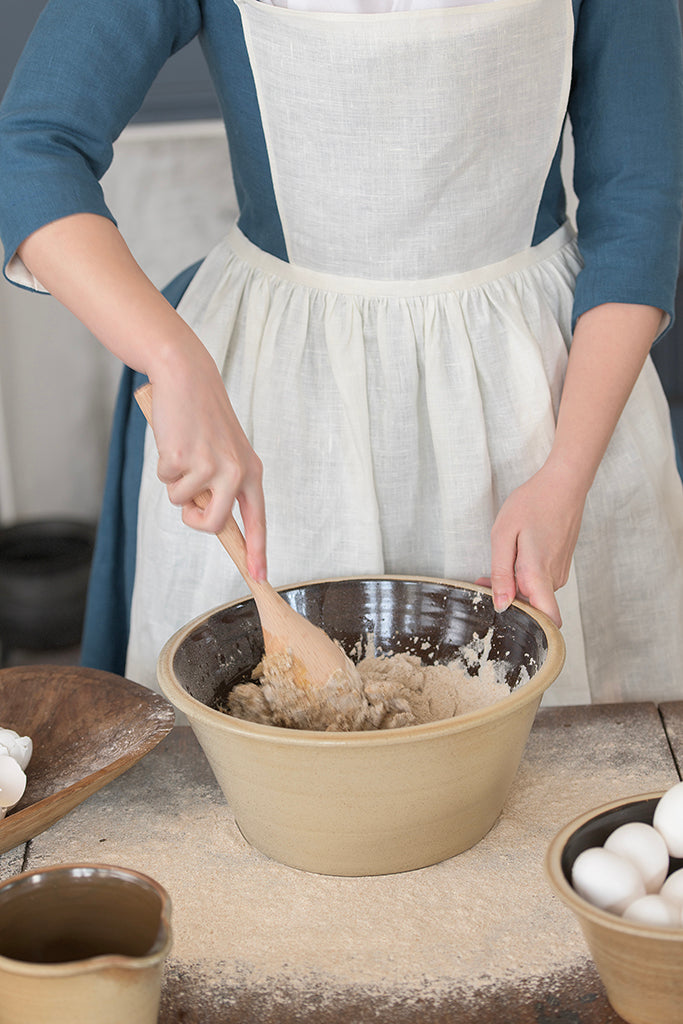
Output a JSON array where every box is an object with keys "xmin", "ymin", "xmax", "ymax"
[{"xmin": 127, "ymin": 0, "xmax": 683, "ymax": 705}]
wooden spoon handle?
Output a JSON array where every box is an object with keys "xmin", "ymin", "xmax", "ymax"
[{"xmin": 134, "ymin": 382, "xmax": 252, "ymax": 586}]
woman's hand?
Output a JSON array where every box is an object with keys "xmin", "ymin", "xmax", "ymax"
[
  {"xmin": 480, "ymin": 459, "xmax": 587, "ymax": 626},
  {"xmin": 147, "ymin": 348, "xmax": 267, "ymax": 581},
  {"xmin": 478, "ymin": 301, "xmax": 663, "ymax": 626}
]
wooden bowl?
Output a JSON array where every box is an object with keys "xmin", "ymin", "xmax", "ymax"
[
  {"xmin": 157, "ymin": 576, "xmax": 565, "ymax": 875},
  {"xmin": 546, "ymin": 794, "xmax": 683, "ymax": 1024},
  {"xmin": 0, "ymin": 666, "xmax": 175, "ymax": 854}
]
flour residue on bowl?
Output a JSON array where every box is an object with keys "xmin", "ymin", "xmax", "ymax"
[{"xmin": 224, "ymin": 628, "xmax": 526, "ymax": 731}]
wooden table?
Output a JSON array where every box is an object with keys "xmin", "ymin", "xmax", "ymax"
[{"xmin": 3, "ymin": 702, "xmax": 683, "ymax": 1023}]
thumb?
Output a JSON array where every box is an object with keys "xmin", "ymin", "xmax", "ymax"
[{"xmin": 519, "ymin": 573, "xmax": 563, "ymax": 628}]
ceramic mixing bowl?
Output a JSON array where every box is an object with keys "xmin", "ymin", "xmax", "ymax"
[
  {"xmin": 0, "ymin": 863, "xmax": 172, "ymax": 1024},
  {"xmin": 546, "ymin": 793, "xmax": 683, "ymax": 1024},
  {"xmin": 157, "ymin": 576, "xmax": 565, "ymax": 875}
]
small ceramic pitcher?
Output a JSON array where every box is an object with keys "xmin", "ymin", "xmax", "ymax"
[{"xmin": 0, "ymin": 863, "xmax": 172, "ymax": 1024}]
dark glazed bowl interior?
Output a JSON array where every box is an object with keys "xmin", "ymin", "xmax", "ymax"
[
  {"xmin": 0, "ymin": 865, "xmax": 170, "ymax": 964},
  {"xmin": 560, "ymin": 797, "xmax": 683, "ymax": 886},
  {"xmin": 171, "ymin": 577, "xmax": 550, "ymax": 714}
]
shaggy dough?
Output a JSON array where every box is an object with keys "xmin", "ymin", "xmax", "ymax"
[{"xmin": 225, "ymin": 630, "xmax": 522, "ymax": 732}]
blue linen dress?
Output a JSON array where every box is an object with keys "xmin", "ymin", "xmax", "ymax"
[{"xmin": 0, "ymin": 0, "xmax": 682, "ymax": 704}]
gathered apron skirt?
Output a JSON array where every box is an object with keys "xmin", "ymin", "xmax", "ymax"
[{"xmin": 123, "ymin": 222, "xmax": 683, "ymax": 705}]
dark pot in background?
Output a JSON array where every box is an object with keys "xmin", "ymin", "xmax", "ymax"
[{"xmin": 0, "ymin": 519, "xmax": 96, "ymax": 653}]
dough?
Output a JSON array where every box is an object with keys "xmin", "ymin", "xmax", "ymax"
[{"xmin": 225, "ymin": 630, "xmax": 521, "ymax": 731}]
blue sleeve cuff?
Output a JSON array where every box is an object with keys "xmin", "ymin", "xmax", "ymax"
[{"xmin": 2, "ymin": 178, "xmax": 116, "ymax": 292}]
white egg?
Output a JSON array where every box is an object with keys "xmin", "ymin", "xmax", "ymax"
[
  {"xmin": 572, "ymin": 847, "xmax": 646, "ymax": 914},
  {"xmin": 622, "ymin": 894, "xmax": 681, "ymax": 928},
  {"xmin": 660, "ymin": 867, "xmax": 683, "ymax": 911},
  {"xmin": 0, "ymin": 753, "xmax": 27, "ymax": 809},
  {"xmin": 604, "ymin": 821, "xmax": 670, "ymax": 893},
  {"xmin": 653, "ymin": 781, "xmax": 683, "ymax": 858},
  {"xmin": 0, "ymin": 728, "xmax": 32, "ymax": 772}
]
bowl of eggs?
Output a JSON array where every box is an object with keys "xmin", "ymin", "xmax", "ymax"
[
  {"xmin": 157, "ymin": 575, "xmax": 565, "ymax": 876},
  {"xmin": 545, "ymin": 782, "xmax": 683, "ymax": 1024}
]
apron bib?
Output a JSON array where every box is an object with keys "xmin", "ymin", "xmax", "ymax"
[
  {"xmin": 126, "ymin": 0, "xmax": 683, "ymax": 707},
  {"xmin": 234, "ymin": 0, "xmax": 572, "ymax": 278}
]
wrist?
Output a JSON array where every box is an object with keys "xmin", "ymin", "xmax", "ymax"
[
  {"xmin": 143, "ymin": 314, "xmax": 210, "ymax": 386},
  {"xmin": 540, "ymin": 447, "xmax": 596, "ymax": 502}
]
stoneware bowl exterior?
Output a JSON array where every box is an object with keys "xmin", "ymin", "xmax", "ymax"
[
  {"xmin": 157, "ymin": 576, "xmax": 565, "ymax": 876},
  {"xmin": 0, "ymin": 863, "xmax": 172, "ymax": 1024},
  {"xmin": 546, "ymin": 794, "xmax": 683, "ymax": 1024}
]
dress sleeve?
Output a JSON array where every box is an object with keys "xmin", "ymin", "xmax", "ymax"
[
  {"xmin": 569, "ymin": 0, "xmax": 683, "ymax": 333},
  {"xmin": 0, "ymin": 0, "xmax": 202, "ymax": 291}
]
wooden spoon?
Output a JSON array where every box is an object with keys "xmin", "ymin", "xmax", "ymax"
[{"xmin": 134, "ymin": 383, "xmax": 359, "ymax": 694}]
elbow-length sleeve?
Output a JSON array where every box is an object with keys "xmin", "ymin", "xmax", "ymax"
[
  {"xmin": 569, "ymin": 0, "xmax": 683, "ymax": 332},
  {"xmin": 0, "ymin": 0, "xmax": 202, "ymax": 290}
]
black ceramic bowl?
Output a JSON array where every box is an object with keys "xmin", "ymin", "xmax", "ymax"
[
  {"xmin": 0, "ymin": 519, "xmax": 95, "ymax": 652},
  {"xmin": 559, "ymin": 796, "xmax": 683, "ymax": 885},
  {"xmin": 546, "ymin": 793, "xmax": 683, "ymax": 1024},
  {"xmin": 171, "ymin": 575, "xmax": 552, "ymax": 712}
]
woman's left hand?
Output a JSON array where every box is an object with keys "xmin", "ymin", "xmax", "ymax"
[
  {"xmin": 477, "ymin": 301, "xmax": 664, "ymax": 627},
  {"xmin": 477, "ymin": 460, "xmax": 588, "ymax": 627}
]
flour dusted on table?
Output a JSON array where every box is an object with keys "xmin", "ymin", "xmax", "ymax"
[{"xmin": 226, "ymin": 629, "xmax": 521, "ymax": 731}]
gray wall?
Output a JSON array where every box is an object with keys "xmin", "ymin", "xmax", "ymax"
[{"xmin": 1, "ymin": 0, "xmax": 220, "ymax": 121}]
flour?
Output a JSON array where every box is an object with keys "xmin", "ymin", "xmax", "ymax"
[
  {"xmin": 23, "ymin": 704, "xmax": 681, "ymax": 1020},
  {"xmin": 225, "ymin": 629, "xmax": 521, "ymax": 731}
]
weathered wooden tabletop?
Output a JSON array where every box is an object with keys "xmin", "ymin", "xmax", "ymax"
[{"xmin": 3, "ymin": 702, "xmax": 683, "ymax": 1023}]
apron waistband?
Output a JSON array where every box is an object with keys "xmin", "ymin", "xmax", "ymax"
[{"xmin": 227, "ymin": 221, "xmax": 577, "ymax": 298}]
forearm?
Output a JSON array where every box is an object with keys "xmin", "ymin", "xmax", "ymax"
[
  {"xmin": 18, "ymin": 212, "xmax": 267, "ymax": 572},
  {"xmin": 487, "ymin": 301, "xmax": 664, "ymax": 624},
  {"xmin": 546, "ymin": 302, "xmax": 664, "ymax": 497},
  {"xmin": 17, "ymin": 212, "xmax": 210, "ymax": 383}
]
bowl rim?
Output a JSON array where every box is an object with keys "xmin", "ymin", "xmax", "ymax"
[
  {"xmin": 156, "ymin": 574, "xmax": 566, "ymax": 744},
  {"xmin": 545, "ymin": 790, "xmax": 683, "ymax": 940},
  {"xmin": 0, "ymin": 862, "xmax": 173, "ymax": 976}
]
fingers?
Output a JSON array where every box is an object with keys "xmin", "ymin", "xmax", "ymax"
[
  {"xmin": 520, "ymin": 581, "xmax": 565, "ymax": 626},
  {"xmin": 162, "ymin": 460, "xmax": 237, "ymax": 530},
  {"xmin": 489, "ymin": 526, "xmax": 564, "ymax": 627},
  {"xmin": 153, "ymin": 421, "xmax": 268, "ymax": 580},
  {"xmin": 489, "ymin": 519, "xmax": 518, "ymax": 615},
  {"xmin": 487, "ymin": 558, "xmax": 563, "ymax": 627},
  {"xmin": 239, "ymin": 481, "xmax": 268, "ymax": 583},
  {"xmin": 475, "ymin": 572, "xmax": 562, "ymax": 626},
  {"xmin": 164, "ymin": 471, "xmax": 213, "ymax": 511},
  {"xmin": 165, "ymin": 455, "xmax": 267, "ymax": 581},
  {"xmin": 486, "ymin": 465, "xmax": 583, "ymax": 629},
  {"xmin": 180, "ymin": 489, "xmax": 233, "ymax": 534},
  {"xmin": 141, "ymin": 364, "xmax": 269, "ymax": 581},
  {"xmin": 509, "ymin": 552, "xmax": 565, "ymax": 622}
]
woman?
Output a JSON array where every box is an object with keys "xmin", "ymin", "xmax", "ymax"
[{"xmin": 0, "ymin": 0, "xmax": 682, "ymax": 703}]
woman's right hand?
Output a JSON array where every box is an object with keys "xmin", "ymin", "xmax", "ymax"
[
  {"xmin": 148, "ymin": 347, "xmax": 267, "ymax": 581},
  {"xmin": 17, "ymin": 212, "xmax": 268, "ymax": 581}
]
